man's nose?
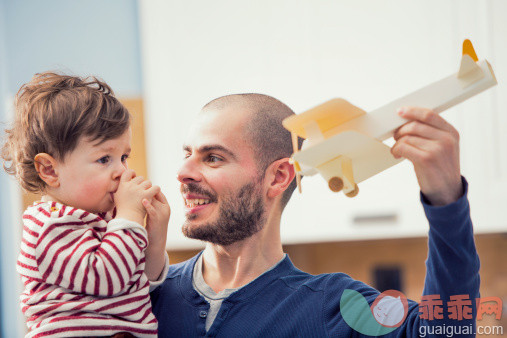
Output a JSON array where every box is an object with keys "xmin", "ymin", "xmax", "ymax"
[{"xmin": 177, "ymin": 158, "xmax": 202, "ymax": 184}]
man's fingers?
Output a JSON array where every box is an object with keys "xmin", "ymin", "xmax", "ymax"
[
  {"xmin": 391, "ymin": 138, "xmax": 427, "ymax": 162},
  {"xmin": 398, "ymin": 107, "xmax": 457, "ymax": 135},
  {"xmin": 394, "ymin": 121, "xmax": 448, "ymax": 141},
  {"xmin": 391, "ymin": 135, "xmax": 451, "ymax": 168}
]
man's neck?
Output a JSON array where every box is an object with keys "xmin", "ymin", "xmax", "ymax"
[{"xmin": 201, "ymin": 213, "xmax": 284, "ymax": 293}]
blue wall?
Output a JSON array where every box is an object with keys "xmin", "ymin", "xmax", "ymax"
[
  {"xmin": 0, "ymin": 0, "xmax": 21, "ymax": 335},
  {"xmin": 4, "ymin": 0, "xmax": 143, "ymax": 96},
  {"xmin": 0, "ymin": 1, "xmax": 143, "ymax": 336}
]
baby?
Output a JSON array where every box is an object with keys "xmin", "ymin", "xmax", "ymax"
[{"xmin": 1, "ymin": 72, "xmax": 170, "ymax": 337}]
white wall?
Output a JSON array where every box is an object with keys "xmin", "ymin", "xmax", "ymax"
[{"xmin": 140, "ymin": 0, "xmax": 507, "ymax": 249}]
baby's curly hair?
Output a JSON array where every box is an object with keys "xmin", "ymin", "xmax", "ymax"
[{"xmin": 1, "ymin": 72, "xmax": 131, "ymax": 193}]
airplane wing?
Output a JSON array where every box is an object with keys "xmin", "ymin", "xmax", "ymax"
[
  {"xmin": 284, "ymin": 98, "xmax": 368, "ymax": 193},
  {"xmin": 293, "ymin": 130, "xmax": 402, "ymax": 184},
  {"xmin": 282, "ymin": 98, "xmax": 366, "ymax": 139}
]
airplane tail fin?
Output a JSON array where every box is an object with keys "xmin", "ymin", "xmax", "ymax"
[
  {"xmin": 458, "ymin": 39, "xmax": 484, "ymax": 82},
  {"xmin": 463, "ymin": 39, "xmax": 478, "ymax": 62}
]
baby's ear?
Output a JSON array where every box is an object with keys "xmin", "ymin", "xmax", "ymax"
[{"xmin": 34, "ymin": 153, "xmax": 60, "ymax": 188}]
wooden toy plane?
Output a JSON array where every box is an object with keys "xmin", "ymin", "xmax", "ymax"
[{"xmin": 283, "ymin": 39, "xmax": 497, "ymax": 197}]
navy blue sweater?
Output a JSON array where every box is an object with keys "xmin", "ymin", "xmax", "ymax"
[{"xmin": 151, "ymin": 180, "xmax": 480, "ymax": 337}]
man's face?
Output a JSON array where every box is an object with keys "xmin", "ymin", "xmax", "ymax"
[{"xmin": 178, "ymin": 106, "xmax": 267, "ymax": 245}]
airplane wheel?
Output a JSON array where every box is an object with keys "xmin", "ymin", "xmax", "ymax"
[
  {"xmin": 345, "ymin": 184, "xmax": 359, "ymax": 198},
  {"xmin": 328, "ymin": 177, "xmax": 343, "ymax": 192}
]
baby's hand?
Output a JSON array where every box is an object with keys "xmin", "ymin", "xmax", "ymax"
[
  {"xmin": 143, "ymin": 191, "xmax": 170, "ymax": 246},
  {"xmin": 143, "ymin": 191, "xmax": 170, "ymax": 280},
  {"xmin": 115, "ymin": 169, "xmax": 160, "ymax": 225}
]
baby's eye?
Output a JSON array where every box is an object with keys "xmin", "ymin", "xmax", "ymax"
[
  {"xmin": 183, "ymin": 152, "xmax": 191, "ymax": 159},
  {"xmin": 97, "ymin": 156, "xmax": 110, "ymax": 164},
  {"xmin": 121, "ymin": 154, "xmax": 130, "ymax": 162}
]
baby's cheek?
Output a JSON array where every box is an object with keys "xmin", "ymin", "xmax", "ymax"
[{"xmin": 78, "ymin": 181, "xmax": 103, "ymax": 197}]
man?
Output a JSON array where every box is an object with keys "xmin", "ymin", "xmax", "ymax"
[{"xmin": 147, "ymin": 94, "xmax": 479, "ymax": 337}]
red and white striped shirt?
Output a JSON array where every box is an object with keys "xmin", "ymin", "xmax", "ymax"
[{"xmin": 17, "ymin": 201, "xmax": 158, "ymax": 337}]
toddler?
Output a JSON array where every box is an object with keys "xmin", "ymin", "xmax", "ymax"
[{"xmin": 1, "ymin": 72, "xmax": 170, "ymax": 337}]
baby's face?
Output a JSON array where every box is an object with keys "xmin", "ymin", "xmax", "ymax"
[{"xmin": 52, "ymin": 129, "xmax": 132, "ymax": 213}]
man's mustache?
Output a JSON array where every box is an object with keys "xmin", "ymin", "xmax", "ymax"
[{"xmin": 181, "ymin": 182, "xmax": 218, "ymax": 202}]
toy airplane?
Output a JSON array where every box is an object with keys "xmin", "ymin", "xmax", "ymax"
[{"xmin": 283, "ymin": 39, "xmax": 497, "ymax": 197}]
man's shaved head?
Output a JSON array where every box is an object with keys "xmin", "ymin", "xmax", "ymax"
[{"xmin": 203, "ymin": 93, "xmax": 303, "ymax": 208}]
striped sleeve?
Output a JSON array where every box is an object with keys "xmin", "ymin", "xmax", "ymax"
[{"xmin": 33, "ymin": 210, "xmax": 148, "ymax": 297}]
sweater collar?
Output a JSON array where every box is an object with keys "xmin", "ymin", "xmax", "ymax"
[{"xmin": 179, "ymin": 251, "xmax": 297, "ymax": 305}]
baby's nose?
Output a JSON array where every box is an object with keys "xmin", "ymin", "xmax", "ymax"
[{"xmin": 113, "ymin": 161, "xmax": 127, "ymax": 179}]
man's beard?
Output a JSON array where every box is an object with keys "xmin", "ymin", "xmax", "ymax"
[{"xmin": 182, "ymin": 182, "xmax": 266, "ymax": 246}]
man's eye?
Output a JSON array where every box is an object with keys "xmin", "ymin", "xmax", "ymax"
[
  {"xmin": 97, "ymin": 156, "xmax": 110, "ymax": 164},
  {"xmin": 207, "ymin": 155, "xmax": 223, "ymax": 163},
  {"xmin": 184, "ymin": 153, "xmax": 191, "ymax": 159},
  {"xmin": 121, "ymin": 154, "xmax": 130, "ymax": 162}
]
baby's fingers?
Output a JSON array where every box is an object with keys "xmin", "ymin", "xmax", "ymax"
[
  {"xmin": 120, "ymin": 169, "xmax": 136, "ymax": 182},
  {"xmin": 144, "ymin": 185, "xmax": 161, "ymax": 199},
  {"xmin": 143, "ymin": 198, "xmax": 155, "ymax": 215},
  {"xmin": 153, "ymin": 191, "xmax": 171, "ymax": 216},
  {"xmin": 155, "ymin": 191, "xmax": 169, "ymax": 205},
  {"xmin": 140, "ymin": 180, "xmax": 152, "ymax": 190}
]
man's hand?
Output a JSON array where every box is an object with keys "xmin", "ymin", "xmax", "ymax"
[
  {"xmin": 391, "ymin": 107, "xmax": 463, "ymax": 206},
  {"xmin": 115, "ymin": 169, "xmax": 161, "ymax": 225},
  {"xmin": 143, "ymin": 191, "xmax": 170, "ymax": 281}
]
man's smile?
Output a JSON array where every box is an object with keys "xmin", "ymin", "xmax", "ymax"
[
  {"xmin": 185, "ymin": 198, "xmax": 211, "ymax": 207},
  {"xmin": 183, "ymin": 193, "xmax": 215, "ymax": 214}
]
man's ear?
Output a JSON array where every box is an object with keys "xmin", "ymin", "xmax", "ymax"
[
  {"xmin": 34, "ymin": 153, "xmax": 60, "ymax": 188},
  {"xmin": 266, "ymin": 158, "xmax": 295, "ymax": 199}
]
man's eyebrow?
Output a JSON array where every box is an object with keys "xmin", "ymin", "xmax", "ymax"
[{"xmin": 183, "ymin": 144, "xmax": 237, "ymax": 160}]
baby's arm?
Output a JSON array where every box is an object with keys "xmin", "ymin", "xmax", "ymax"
[
  {"xmin": 143, "ymin": 191, "xmax": 170, "ymax": 281},
  {"xmin": 33, "ymin": 209, "xmax": 147, "ymax": 297},
  {"xmin": 34, "ymin": 170, "xmax": 160, "ymax": 297}
]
